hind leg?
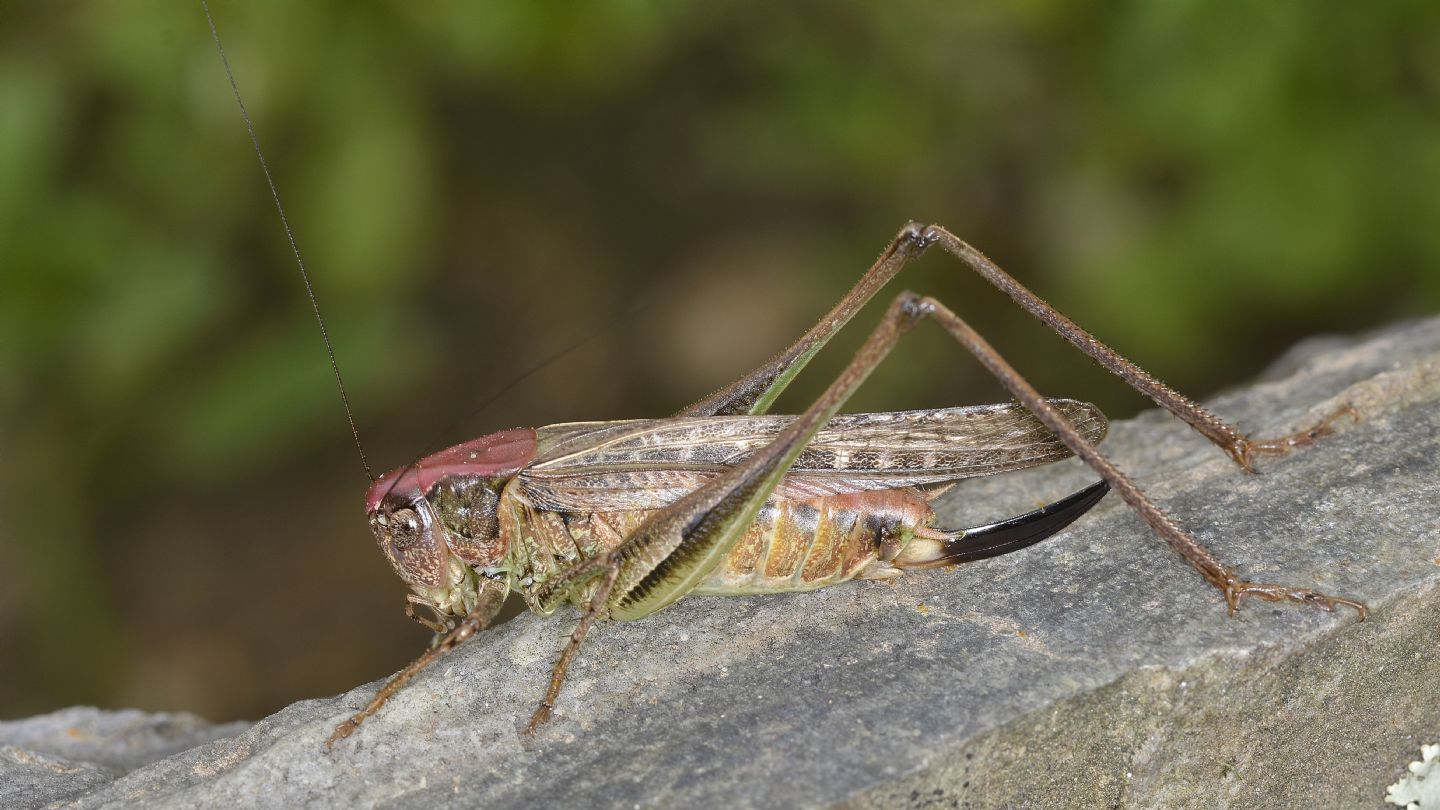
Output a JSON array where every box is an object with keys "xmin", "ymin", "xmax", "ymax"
[{"xmin": 912, "ymin": 294, "xmax": 1365, "ymax": 618}]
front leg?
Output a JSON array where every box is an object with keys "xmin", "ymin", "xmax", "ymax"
[
  {"xmin": 404, "ymin": 594, "xmax": 453, "ymax": 635},
  {"xmin": 326, "ymin": 578, "xmax": 508, "ymax": 747}
]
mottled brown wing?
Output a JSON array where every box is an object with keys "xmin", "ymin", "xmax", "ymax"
[{"xmin": 513, "ymin": 401, "xmax": 1107, "ymax": 512}]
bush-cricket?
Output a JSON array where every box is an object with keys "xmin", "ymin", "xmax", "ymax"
[{"xmin": 200, "ymin": 3, "xmax": 1367, "ymax": 748}]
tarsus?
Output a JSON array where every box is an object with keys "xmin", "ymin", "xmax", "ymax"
[{"xmin": 202, "ymin": 0, "xmax": 374, "ymax": 482}]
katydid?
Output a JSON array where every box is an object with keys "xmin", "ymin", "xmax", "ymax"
[{"xmin": 198, "ymin": 3, "xmax": 1365, "ymax": 749}]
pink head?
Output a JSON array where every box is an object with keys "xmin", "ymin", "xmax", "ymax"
[{"xmin": 365, "ymin": 428, "xmax": 537, "ymax": 593}]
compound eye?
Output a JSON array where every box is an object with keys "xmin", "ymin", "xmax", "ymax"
[
  {"xmin": 372, "ymin": 505, "xmax": 445, "ymax": 588},
  {"xmin": 386, "ymin": 508, "xmax": 422, "ymax": 550}
]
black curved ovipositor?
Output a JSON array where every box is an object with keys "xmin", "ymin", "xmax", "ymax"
[{"xmin": 936, "ymin": 479, "xmax": 1110, "ymax": 564}]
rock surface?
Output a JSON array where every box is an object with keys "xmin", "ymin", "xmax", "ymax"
[{"xmin": 4, "ymin": 317, "xmax": 1439, "ymax": 810}]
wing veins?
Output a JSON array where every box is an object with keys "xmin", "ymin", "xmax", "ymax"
[{"xmin": 519, "ymin": 401, "xmax": 1106, "ymax": 512}]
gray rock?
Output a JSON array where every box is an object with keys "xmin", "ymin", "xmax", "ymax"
[
  {"xmin": 5, "ymin": 317, "xmax": 1438, "ymax": 810},
  {"xmin": 0, "ymin": 708, "xmax": 248, "ymax": 808}
]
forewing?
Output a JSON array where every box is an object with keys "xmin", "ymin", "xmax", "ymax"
[
  {"xmin": 780, "ymin": 400, "xmax": 1108, "ymax": 496},
  {"xmin": 516, "ymin": 400, "xmax": 1107, "ymax": 512}
]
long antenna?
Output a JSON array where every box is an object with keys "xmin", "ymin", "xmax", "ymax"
[{"xmin": 202, "ymin": 1, "xmax": 375, "ymax": 482}]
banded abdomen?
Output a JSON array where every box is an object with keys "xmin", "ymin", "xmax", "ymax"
[
  {"xmin": 502, "ymin": 487, "xmax": 957, "ymax": 609},
  {"xmin": 695, "ymin": 488, "xmax": 938, "ymax": 594}
]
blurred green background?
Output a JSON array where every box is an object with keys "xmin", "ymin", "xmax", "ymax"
[{"xmin": 2, "ymin": 1, "xmax": 1437, "ymax": 723}]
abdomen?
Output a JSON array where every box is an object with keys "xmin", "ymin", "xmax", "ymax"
[
  {"xmin": 505, "ymin": 489, "xmax": 936, "ymax": 608},
  {"xmin": 695, "ymin": 489, "xmax": 932, "ymax": 594}
]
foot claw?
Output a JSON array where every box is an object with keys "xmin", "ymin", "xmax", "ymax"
[
  {"xmin": 1300, "ymin": 591, "xmax": 1369, "ymax": 621},
  {"xmin": 1227, "ymin": 404, "xmax": 1359, "ymax": 473},
  {"xmin": 526, "ymin": 703, "xmax": 553, "ymax": 735},
  {"xmin": 1222, "ymin": 574, "xmax": 1367, "ymax": 621},
  {"xmin": 325, "ymin": 718, "xmax": 359, "ymax": 749}
]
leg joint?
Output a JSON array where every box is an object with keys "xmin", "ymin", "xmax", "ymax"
[
  {"xmin": 894, "ymin": 290, "xmax": 934, "ymax": 326},
  {"xmin": 917, "ymin": 224, "xmax": 947, "ymax": 249},
  {"xmin": 896, "ymin": 221, "xmax": 938, "ymax": 258}
]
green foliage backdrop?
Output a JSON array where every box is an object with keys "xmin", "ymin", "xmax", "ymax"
[{"xmin": 1, "ymin": 1, "xmax": 1437, "ymax": 721}]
